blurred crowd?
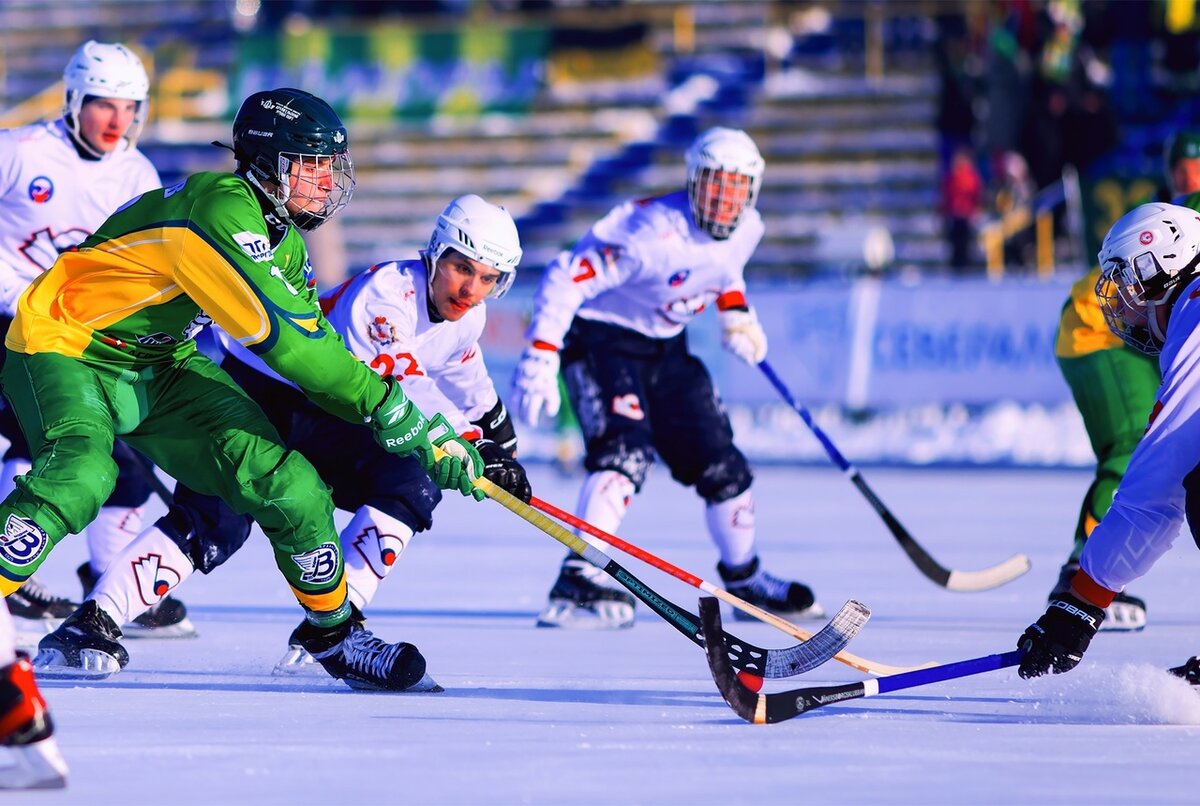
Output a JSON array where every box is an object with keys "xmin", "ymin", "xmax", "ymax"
[{"xmin": 935, "ymin": 0, "xmax": 1200, "ymax": 273}]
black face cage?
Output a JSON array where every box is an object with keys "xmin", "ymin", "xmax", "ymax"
[{"xmin": 688, "ymin": 167, "xmax": 758, "ymax": 240}]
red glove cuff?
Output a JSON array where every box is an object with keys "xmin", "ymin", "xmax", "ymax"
[
  {"xmin": 1069, "ymin": 568, "xmax": 1116, "ymax": 608},
  {"xmin": 531, "ymin": 340, "xmax": 559, "ymax": 352},
  {"xmin": 716, "ymin": 291, "xmax": 747, "ymax": 311}
]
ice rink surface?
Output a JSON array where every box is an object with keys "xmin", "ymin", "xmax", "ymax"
[{"xmin": 7, "ymin": 465, "xmax": 1196, "ymax": 804}]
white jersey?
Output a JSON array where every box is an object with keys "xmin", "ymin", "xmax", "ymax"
[
  {"xmin": 525, "ymin": 190, "xmax": 763, "ymax": 346},
  {"xmin": 1079, "ymin": 273, "xmax": 1200, "ymax": 592},
  {"xmin": 221, "ymin": 259, "xmax": 498, "ymax": 437},
  {"xmin": 0, "ymin": 119, "xmax": 160, "ymax": 316}
]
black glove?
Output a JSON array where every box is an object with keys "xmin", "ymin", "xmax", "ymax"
[
  {"xmin": 473, "ymin": 438, "xmax": 532, "ymax": 503},
  {"xmin": 1017, "ymin": 592, "xmax": 1105, "ymax": 679}
]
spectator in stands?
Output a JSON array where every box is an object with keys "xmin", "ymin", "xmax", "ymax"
[{"xmin": 941, "ymin": 145, "xmax": 984, "ymax": 272}]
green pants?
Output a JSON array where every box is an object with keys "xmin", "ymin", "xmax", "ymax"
[
  {"xmin": 0, "ymin": 349, "xmax": 347, "ymax": 620},
  {"xmin": 1057, "ymin": 345, "xmax": 1160, "ymax": 559}
]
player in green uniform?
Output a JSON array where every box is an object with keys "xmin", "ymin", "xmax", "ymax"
[{"xmin": 0, "ymin": 88, "xmax": 483, "ymax": 692}]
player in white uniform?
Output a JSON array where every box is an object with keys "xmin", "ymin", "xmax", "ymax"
[
  {"xmin": 1018, "ymin": 201, "xmax": 1200, "ymax": 684},
  {"xmin": 0, "ymin": 41, "xmax": 190, "ymax": 637},
  {"xmin": 0, "ymin": 603, "xmax": 68, "ymax": 788},
  {"xmin": 35, "ymin": 194, "xmax": 529, "ymax": 677},
  {"xmin": 510, "ymin": 127, "xmax": 824, "ymax": 629}
]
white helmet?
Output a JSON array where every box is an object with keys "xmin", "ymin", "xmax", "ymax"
[
  {"xmin": 1095, "ymin": 201, "xmax": 1200, "ymax": 354},
  {"xmin": 424, "ymin": 194, "xmax": 522, "ymax": 299},
  {"xmin": 685, "ymin": 126, "xmax": 764, "ymax": 239},
  {"xmin": 63, "ymin": 40, "xmax": 150, "ymax": 157}
]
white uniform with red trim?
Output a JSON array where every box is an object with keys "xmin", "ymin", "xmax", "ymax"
[
  {"xmin": 1079, "ymin": 274, "xmax": 1200, "ymax": 592},
  {"xmin": 220, "ymin": 259, "xmax": 498, "ymax": 436},
  {"xmin": 525, "ymin": 190, "xmax": 763, "ymax": 347},
  {"xmin": 0, "ymin": 119, "xmax": 160, "ymax": 316}
]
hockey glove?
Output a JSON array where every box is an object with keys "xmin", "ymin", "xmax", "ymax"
[
  {"xmin": 473, "ymin": 438, "xmax": 532, "ymax": 503},
  {"xmin": 426, "ymin": 415, "xmax": 486, "ymax": 502},
  {"xmin": 719, "ymin": 306, "xmax": 768, "ymax": 365},
  {"xmin": 1017, "ymin": 591, "xmax": 1105, "ymax": 679},
  {"xmin": 368, "ymin": 375, "xmax": 433, "ymax": 463},
  {"xmin": 510, "ymin": 343, "xmax": 561, "ymax": 427}
]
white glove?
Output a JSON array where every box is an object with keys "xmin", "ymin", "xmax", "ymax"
[
  {"xmin": 719, "ymin": 306, "xmax": 768, "ymax": 365},
  {"xmin": 510, "ymin": 344, "xmax": 561, "ymax": 427}
]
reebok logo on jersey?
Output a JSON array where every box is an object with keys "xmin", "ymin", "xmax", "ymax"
[
  {"xmin": 234, "ymin": 232, "xmax": 275, "ymax": 263},
  {"xmin": 130, "ymin": 553, "xmax": 184, "ymax": 606},
  {"xmin": 352, "ymin": 525, "xmax": 410, "ymax": 578},
  {"xmin": 292, "ymin": 542, "xmax": 339, "ymax": 585},
  {"xmin": 611, "ymin": 393, "xmax": 645, "ymax": 421},
  {"xmin": 27, "ymin": 176, "xmax": 53, "ymax": 204},
  {"xmin": 0, "ymin": 515, "xmax": 48, "ymax": 566}
]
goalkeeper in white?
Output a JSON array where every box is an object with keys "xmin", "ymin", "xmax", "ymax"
[{"xmin": 511, "ymin": 127, "xmax": 824, "ymax": 629}]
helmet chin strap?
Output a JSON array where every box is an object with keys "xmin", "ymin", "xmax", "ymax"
[{"xmin": 243, "ymin": 169, "xmax": 297, "ymax": 230}]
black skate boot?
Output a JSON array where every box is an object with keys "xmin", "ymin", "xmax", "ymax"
[
  {"xmin": 6, "ymin": 577, "xmax": 78, "ymax": 632},
  {"xmin": 0, "ymin": 657, "xmax": 68, "ymax": 789},
  {"xmin": 536, "ymin": 557, "xmax": 636, "ymax": 629},
  {"xmin": 273, "ymin": 608, "xmax": 367, "ymax": 676},
  {"xmin": 294, "ymin": 609, "xmax": 439, "ymax": 692},
  {"xmin": 33, "ymin": 601, "xmax": 129, "ymax": 679},
  {"xmin": 1049, "ymin": 562, "xmax": 1145, "ymax": 632},
  {"xmin": 1168, "ymin": 656, "xmax": 1200, "ymax": 685},
  {"xmin": 717, "ymin": 556, "xmax": 826, "ymax": 621},
  {"xmin": 77, "ymin": 562, "xmax": 197, "ymax": 639}
]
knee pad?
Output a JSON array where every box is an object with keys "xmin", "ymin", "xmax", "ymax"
[
  {"xmin": 695, "ymin": 448, "xmax": 753, "ymax": 504},
  {"xmin": 158, "ymin": 486, "xmax": 253, "ymax": 575},
  {"xmin": 354, "ymin": 461, "xmax": 441, "ymax": 534},
  {"xmin": 586, "ymin": 439, "xmax": 654, "ymax": 491}
]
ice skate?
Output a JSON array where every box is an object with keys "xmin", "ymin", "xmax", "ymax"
[
  {"xmin": 1050, "ymin": 562, "xmax": 1146, "ymax": 632},
  {"xmin": 33, "ymin": 601, "xmax": 129, "ymax": 680},
  {"xmin": 77, "ymin": 563, "xmax": 197, "ymax": 639},
  {"xmin": 0, "ymin": 658, "xmax": 68, "ymax": 790},
  {"xmin": 1168, "ymin": 656, "xmax": 1200, "ymax": 685},
  {"xmin": 294, "ymin": 611, "xmax": 440, "ymax": 692},
  {"xmin": 717, "ymin": 556, "xmax": 825, "ymax": 622},
  {"xmin": 536, "ymin": 558, "xmax": 636, "ymax": 629},
  {"xmin": 272, "ymin": 621, "xmax": 316, "ymax": 676},
  {"xmin": 5, "ymin": 578, "xmax": 78, "ymax": 634}
]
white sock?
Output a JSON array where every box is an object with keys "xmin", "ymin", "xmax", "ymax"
[
  {"xmin": 340, "ymin": 506, "xmax": 414, "ymax": 611},
  {"xmin": 0, "ymin": 458, "xmax": 32, "ymax": 501},
  {"xmin": 706, "ymin": 488, "xmax": 756, "ymax": 568},
  {"xmin": 91, "ymin": 525, "xmax": 194, "ymax": 626},
  {"xmin": 85, "ymin": 505, "xmax": 145, "ymax": 573},
  {"xmin": 571, "ymin": 470, "xmax": 636, "ymax": 555},
  {"xmin": 0, "ymin": 601, "xmax": 17, "ymax": 664}
]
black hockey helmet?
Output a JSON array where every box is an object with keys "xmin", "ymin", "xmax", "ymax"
[{"xmin": 230, "ymin": 87, "xmax": 355, "ymax": 231}]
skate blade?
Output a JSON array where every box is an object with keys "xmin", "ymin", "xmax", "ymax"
[
  {"xmin": 122, "ymin": 617, "xmax": 199, "ymax": 640},
  {"xmin": 31, "ymin": 648, "xmax": 123, "ymax": 680},
  {"xmin": 272, "ymin": 645, "xmax": 316, "ymax": 676},
  {"xmin": 536, "ymin": 600, "xmax": 635, "ymax": 630},
  {"xmin": 729, "ymin": 600, "xmax": 828, "ymax": 622},
  {"xmin": 0, "ymin": 740, "xmax": 69, "ymax": 790},
  {"xmin": 1099, "ymin": 602, "xmax": 1147, "ymax": 632}
]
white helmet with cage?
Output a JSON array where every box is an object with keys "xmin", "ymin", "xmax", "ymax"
[
  {"xmin": 685, "ymin": 126, "xmax": 764, "ymax": 239},
  {"xmin": 424, "ymin": 194, "xmax": 522, "ymax": 299},
  {"xmin": 62, "ymin": 40, "xmax": 150, "ymax": 157},
  {"xmin": 1096, "ymin": 201, "xmax": 1200, "ymax": 354}
]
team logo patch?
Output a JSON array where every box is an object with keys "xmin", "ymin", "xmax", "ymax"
[
  {"xmin": 130, "ymin": 553, "xmax": 185, "ymax": 606},
  {"xmin": 0, "ymin": 515, "xmax": 48, "ymax": 566},
  {"xmin": 668, "ymin": 269, "xmax": 690, "ymax": 287},
  {"xmin": 292, "ymin": 542, "xmax": 340, "ymax": 584},
  {"xmin": 352, "ymin": 526, "xmax": 410, "ymax": 579},
  {"xmin": 1140, "ymin": 230, "xmax": 1154, "ymax": 245},
  {"xmin": 28, "ymin": 176, "xmax": 53, "ymax": 204},
  {"xmin": 369, "ymin": 315, "xmax": 396, "ymax": 344},
  {"xmin": 233, "ymin": 231, "xmax": 275, "ymax": 263},
  {"xmin": 611, "ymin": 393, "xmax": 645, "ymax": 421}
]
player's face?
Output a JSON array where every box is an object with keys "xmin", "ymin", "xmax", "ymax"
[
  {"xmin": 1172, "ymin": 158, "xmax": 1200, "ymax": 196},
  {"xmin": 694, "ymin": 170, "xmax": 752, "ymax": 228},
  {"xmin": 430, "ymin": 250, "xmax": 502, "ymax": 321},
  {"xmin": 285, "ymin": 156, "xmax": 335, "ymax": 214},
  {"xmin": 77, "ymin": 97, "xmax": 138, "ymax": 154}
]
